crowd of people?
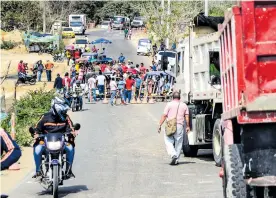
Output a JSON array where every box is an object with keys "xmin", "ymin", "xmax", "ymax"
[{"xmin": 54, "ymin": 51, "xmax": 173, "ymax": 107}]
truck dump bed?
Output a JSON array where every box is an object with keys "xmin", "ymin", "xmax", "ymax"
[{"xmin": 219, "ymin": 1, "xmax": 276, "ymax": 123}]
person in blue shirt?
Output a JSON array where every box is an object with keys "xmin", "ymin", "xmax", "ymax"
[
  {"xmin": 134, "ymin": 75, "xmax": 142, "ymax": 101},
  {"xmin": 164, "ymin": 79, "xmax": 171, "ymax": 93},
  {"xmin": 118, "ymin": 53, "xmax": 125, "ymax": 63},
  {"xmin": 117, "ymin": 76, "xmax": 126, "ymax": 104},
  {"xmin": 151, "ymin": 61, "xmax": 157, "ymax": 71}
]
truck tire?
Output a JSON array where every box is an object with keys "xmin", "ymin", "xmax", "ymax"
[
  {"xmin": 213, "ymin": 119, "xmax": 222, "ymax": 166},
  {"xmin": 182, "ymin": 132, "xmax": 198, "ymax": 157},
  {"xmin": 223, "ymin": 144, "xmax": 247, "ymax": 198}
]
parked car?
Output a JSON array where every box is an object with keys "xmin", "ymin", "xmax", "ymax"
[
  {"xmin": 131, "ymin": 17, "xmax": 145, "ymax": 28},
  {"xmin": 73, "ymin": 38, "xmax": 89, "ymax": 49},
  {"xmin": 100, "ymin": 21, "xmax": 110, "ymax": 29},
  {"xmin": 137, "ymin": 38, "xmax": 152, "ymax": 56},
  {"xmin": 62, "ymin": 27, "xmax": 75, "ymax": 38},
  {"xmin": 112, "ymin": 16, "xmax": 130, "ymax": 30}
]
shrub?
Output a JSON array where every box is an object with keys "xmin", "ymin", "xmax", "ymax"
[
  {"xmin": 0, "ymin": 40, "xmax": 17, "ymax": 50},
  {"xmin": 1, "ymin": 89, "xmax": 55, "ymax": 146}
]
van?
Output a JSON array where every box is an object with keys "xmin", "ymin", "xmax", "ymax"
[{"xmin": 112, "ymin": 16, "xmax": 130, "ymax": 29}]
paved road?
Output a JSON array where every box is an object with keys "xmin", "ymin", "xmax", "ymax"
[{"xmin": 9, "ymin": 29, "xmax": 222, "ymax": 198}]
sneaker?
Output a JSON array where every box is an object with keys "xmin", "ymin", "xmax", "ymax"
[
  {"xmin": 32, "ymin": 172, "xmax": 42, "ymax": 178},
  {"xmin": 170, "ymin": 156, "xmax": 178, "ymax": 165}
]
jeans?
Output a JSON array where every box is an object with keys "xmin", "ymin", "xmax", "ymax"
[
  {"xmin": 88, "ymin": 88, "xmax": 97, "ymax": 102},
  {"xmin": 119, "ymin": 89, "xmax": 125, "ymax": 102},
  {"xmin": 110, "ymin": 90, "xmax": 117, "ymax": 105},
  {"xmin": 164, "ymin": 124, "xmax": 184, "ymax": 160},
  {"xmin": 98, "ymin": 85, "xmax": 104, "ymax": 100},
  {"xmin": 46, "ymin": 70, "xmax": 51, "ymax": 82},
  {"xmin": 78, "ymin": 96, "xmax": 83, "ymax": 108},
  {"xmin": 33, "ymin": 144, "xmax": 75, "ymax": 172},
  {"xmin": 37, "ymin": 71, "xmax": 42, "ymax": 82},
  {"xmin": 125, "ymin": 90, "xmax": 132, "ymax": 103}
]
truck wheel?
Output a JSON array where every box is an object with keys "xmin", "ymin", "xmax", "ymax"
[
  {"xmin": 213, "ymin": 119, "xmax": 222, "ymax": 166},
  {"xmin": 223, "ymin": 144, "xmax": 247, "ymax": 198}
]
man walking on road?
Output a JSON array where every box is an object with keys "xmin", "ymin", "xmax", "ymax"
[
  {"xmin": 53, "ymin": 74, "xmax": 63, "ymax": 94},
  {"xmin": 109, "ymin": 77, "xmax": 117, "ymax": 106},
  {"xmin": 45, "ymin": 60, "xmax": 54, "ymax": 82},
  {"xmin": 87, "ymin": 75, "xmax": 97, "ymax": 102},
  {"xmin": 96, "ymin": 71, "xmax": 106, "ymax": 100},
  {"xmin": 37, "ymin": 60, "xmax": 44, "ymax": 82},
  {"xmin": 158, "ymin": 92, "xmax": 190, "ymax": 165}
]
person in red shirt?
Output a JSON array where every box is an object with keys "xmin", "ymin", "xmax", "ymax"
[
  {"xmin": 122, "ymin": 62, "xmax": 128, "ymax": 73},
  {"xmin": 100, "ymin": 63, "xmax": 107, "ymax": 73},
  {"xmin": 140, "ymin": 63, "xmax": 146, "ymax": 74},
  {"xmin": 62, "ymin": 72, "xmax": 71, "ymax": 93},
  {"xmin": 125, "ymin": 76, "xmax": 134, "ymax": 104},
  {"xmin": 17, "ymin": 60, "xmax": 26, "ymax": 74},
  {"xmin": 74, "ymin": 50, "xmax": 80, "ymax": 59}
]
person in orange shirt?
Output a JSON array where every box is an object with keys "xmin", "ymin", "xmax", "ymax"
[{"xmin": 45, "ymin": 60, "xmax": 54, "ymax": 82}]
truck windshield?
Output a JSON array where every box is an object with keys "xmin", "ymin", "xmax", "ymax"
[
  {"xmin": 76, "ymin": 40, "xmax": 88, "ymax": 44},
  {"xmin": 159, "ymin": 52, "xmax": 176, "ymax": 58},
  {"xmin": 70, "ymin": 22, "xmax": 82, "ymax": 27},
  {"xmin": 134, "ymin": 17, "xmax": 142, "ymax": 21},
  {"xmin": 113, "ymin": 17, "xmax": 125, "ymax": 23},
  {"xmin": 138, "ymin": 41, "xmax": 150, "ymax": 46}
]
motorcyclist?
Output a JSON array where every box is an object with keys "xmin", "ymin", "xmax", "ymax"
[
  {"xmin": 32, "ymin": 97, "xmax": 77, "ymax": 179},
  {"xmin": 73, "ymin": 80, "xmax": 83, "ymax": 109},
  {"xmin": 118, "ymin": 53, "xmax": 125, "ymax": 63}
]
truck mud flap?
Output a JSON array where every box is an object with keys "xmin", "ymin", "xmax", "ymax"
[
  {"xmin": 242, "ymin": 123, "xmax": 276, "ymax": 184},
  {"xmin": 195, "ymin": 114, "xmax": 212, "ymax": 142}
]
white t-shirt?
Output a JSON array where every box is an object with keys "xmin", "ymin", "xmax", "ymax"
[
  {"xmin": 110, "ymin": 80, "xmax": 117, "ymax": 91},
  {"xmin": 88, "ymin": 77, "xmax": 96, "ymax": 89},
  {"xmin": 96, "ymin": 75, "xmax": 106, "ymax": 85}
]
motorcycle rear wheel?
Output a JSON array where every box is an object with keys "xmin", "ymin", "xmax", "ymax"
[
  {"xmin": 52, "ymin": 165, "xmax": 59, "ymax": 198},
  {"xmin": 29, "ymin": 79, "xmax": 36, "ymax": 85}
]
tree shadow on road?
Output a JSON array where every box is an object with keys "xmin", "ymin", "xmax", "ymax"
[{"xmin": 37, "ymin": 185, "xmax": 89, "ymax": 197}]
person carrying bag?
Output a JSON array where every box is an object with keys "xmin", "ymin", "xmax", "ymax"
[{"xmin": 158, "ymin": 91, "xmax": 190, "ymax": 165}]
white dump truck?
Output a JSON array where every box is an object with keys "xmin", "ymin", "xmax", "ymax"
[
  {"xmin": 175, "ymin": 32, "xmax": 223, "ymax": 166},
  {"xmin": 69, "ymin": 14, "xmax": 87, "ymax": 35}
]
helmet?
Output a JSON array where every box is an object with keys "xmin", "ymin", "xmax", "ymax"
[
  {"xmin": 76, "ymin": 80, "xmax": 81, "ymax": 85},
  {"xmin": 51, "ymin": 97, "xmax": 70, "ymax": 121}
]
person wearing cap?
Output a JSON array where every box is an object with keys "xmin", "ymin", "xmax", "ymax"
[
  {"xmin": 54, "ymin": 73, "xmax": 63, "ymax": 94},
  {"xmin": 45, "ymin": 60, "xmax": 54, "ymax": 82}
]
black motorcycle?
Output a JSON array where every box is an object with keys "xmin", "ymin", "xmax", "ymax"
[
  {"xmin": 53, "ymin": 54, "xmax": 64, "ymax": 63},
  {"xmin": 16, "ymin": 71, "xmax": 37, "ymax": 85},
  {"xmin": 29, "ymin": 123, "xmax": 81, "ymax": 198},
  {"xmin": 71, "ymin": 93, "xmax": 83, "ymax": 112}
]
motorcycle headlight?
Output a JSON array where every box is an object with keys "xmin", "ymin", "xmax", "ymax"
[{"xmin": 47, "ymin": 141, "xmax": 62, "ymax": 150}]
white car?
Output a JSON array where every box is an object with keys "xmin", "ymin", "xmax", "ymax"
[
  {"xmin": 137, "ymin": 39, "xmax": 152, "ymax": 56},
  {"xmin": 131, "ymin": 17, "xmax": 145, "ymax": 28},
  {"xmin": 73, "ymin": 38, "xmax": 89, "ymax": 49},
  {"xmin": 101, "ymin": 21, "xmax": 110, "ymax": 29}
]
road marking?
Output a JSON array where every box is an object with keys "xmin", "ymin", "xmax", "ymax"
[
  {"xmin": 198, "ymin": 180, "xmax": 214, "ymax": 184},
  {"xmin": 182, "ymin": 173, "xmax": 196, "ymax": 176},
  {"xmin": 162, "ymin": 182, "xmax": 188, "ymax": 186}
]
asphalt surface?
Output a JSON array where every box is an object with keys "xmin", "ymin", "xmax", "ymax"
[{"xmin": 9, "ymin": 29, "xmax": 223, "ymax": 198}]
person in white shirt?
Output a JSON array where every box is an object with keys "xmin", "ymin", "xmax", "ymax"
[
  {"xmin": 158, "ymin": 73, "xmax": 165, "ymax": 95},
  {"xmin": 87, "ymin": 75, "xmax": 97, "ymax": 102},
  {"xmin": 109, "ymin": 77, "xmax": 117, "ymax": 106},
  {"xmin": 69, "ymin": 58, "xmax": 75, "ymax": 67},
  {"xmin": 135, "ymin": 64, "xmax": 140, "ymax": 72},
  {"xmin": 96, "ymin": 71, "xmax": 106, "ymax": 100}
]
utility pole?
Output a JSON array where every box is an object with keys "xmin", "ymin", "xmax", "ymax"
[
  {"xmin": 204, "ymin": 0, "xmax": 209, "ymax": 17},
  {"xmin": 166, "ymin": 0, "xmax": 170, "ymax": 49},
  {"xmin": 42, "ymin": 1, "xmax": 46, "ymax": 33}
]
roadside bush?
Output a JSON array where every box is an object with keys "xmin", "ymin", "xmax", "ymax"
[
  {"xmin": 1, "ymin": 89, "xmax": 55, "ymax": 146},
  {"xmin": 0, "ymin": 40, "xmax": 17, "ymax": 50}
]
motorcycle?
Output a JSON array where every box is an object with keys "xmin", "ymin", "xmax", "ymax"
[
  {"xmin": 71, "ymin": 93, "xmax": 83, "ymax": 112},
  {"xmin": 16, "ymin": 70, "xmax": 37, "ymax": 85},
  {"xmin": 29, "ymin": 123, "xmax": 81, "ymax": 198},
  {"xmin": 53, "ymin": 54, "xmax": 64, "ymax": 63}
]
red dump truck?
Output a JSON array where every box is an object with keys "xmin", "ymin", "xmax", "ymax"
[{"xmin": 218, "ymin": 1, "xmax": 276, "ymax": 197}]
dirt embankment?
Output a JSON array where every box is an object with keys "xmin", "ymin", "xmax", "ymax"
[{"xmin": 0, "ymin": 30, "xmax": 74, "ymax": 110}]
